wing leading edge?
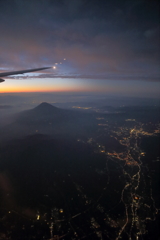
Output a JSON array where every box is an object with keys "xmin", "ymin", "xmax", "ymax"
[{"xmin": 0, "ymin": 67, "xmax": 51, "ymax": 83}]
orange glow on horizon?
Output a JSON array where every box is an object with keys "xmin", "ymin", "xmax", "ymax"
[
  {"xmin": 0, "ymin": 88, "xmax": 109, "ymax": 93},
  {"xmin": 0, "ymin": 87, "xmax": 89, "ymax": 93},
  {"xmin": 0, "ymin": 79, "xmax": 90, "ymax": 93},
  {"xmin": 0, "ymin": 85, "xmax": 109, "ymax": 93},
  {"xmin": 0, "ymin": 79, "xmax": 111, "ymax": 93}
]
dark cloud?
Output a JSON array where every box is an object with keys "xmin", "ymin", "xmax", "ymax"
[{"xmin": 0, "ymin": 0, "xmax": 159, "ymax": 81}]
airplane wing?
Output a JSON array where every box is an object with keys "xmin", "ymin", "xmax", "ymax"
[{"xmin": 0, "ymin": 67, "xmax": 51, "ymax": 83}]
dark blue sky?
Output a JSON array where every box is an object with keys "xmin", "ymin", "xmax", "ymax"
[{"xmin": 0, "ymin": 0, "xmax": 159, "ymax": 96}]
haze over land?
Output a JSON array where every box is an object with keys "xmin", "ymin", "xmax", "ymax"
[
  {"xmin": 0, "ymin": 0, "xmax": 160, "ymax": 239},
  {"xmin": 0, "ymin": 93, "xmax": 160, "ymax": 239}
]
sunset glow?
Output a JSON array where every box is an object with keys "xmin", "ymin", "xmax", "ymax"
[
  {"xmin": 0, "ymin": 0, "xmax": 159, "ymax": 97},
  {"xmin": 0, "ymin": 1, "xmax": 160, "ymax": 239},
  {"xmin": 0, "ymin": 78, "xmax": 159, "ymax": 98}
]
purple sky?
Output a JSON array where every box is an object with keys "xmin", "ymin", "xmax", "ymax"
[{"xmin": 0, "ymin": 0, "xmax": 159, "ymax": 96}]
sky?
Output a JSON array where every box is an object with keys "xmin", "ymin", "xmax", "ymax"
[{"xmin": 0, "ymin": 0, "xmax": 159, "ymax": 97}]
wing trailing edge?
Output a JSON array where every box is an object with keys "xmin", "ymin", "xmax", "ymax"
[{"xmin": 0, "ymin": 67, "xmax": 51, "ymax": 83}]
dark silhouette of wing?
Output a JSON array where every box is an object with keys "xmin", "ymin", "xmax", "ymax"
[{"xmin": 0, "ymin": 67, "xmax": 51, "ymax": 83}]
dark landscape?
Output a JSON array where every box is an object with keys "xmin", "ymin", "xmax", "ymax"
[
  {"xmin": 0, "ymin": 0, "xmax": 160, "ymax": 239},
  {"xmin": 0, "ymin": 96, "xmax": 159, "ymax": 240}
]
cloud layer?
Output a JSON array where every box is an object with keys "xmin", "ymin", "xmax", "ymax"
[{"xmin": 0, "ymin": 0, "xmax": 159, "ymax": 82}]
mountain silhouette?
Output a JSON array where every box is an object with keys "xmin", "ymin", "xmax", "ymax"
[
  {"xmin": 15, "ymin": 102, "xmax": 71, "ymax": 124},
  {"xmin": 33, "ymin": 102, "xmax": 59, "ymax": 114},
  {"xmin": 0, "ymin": 102, "xmax": 98, "ymax": 142}
]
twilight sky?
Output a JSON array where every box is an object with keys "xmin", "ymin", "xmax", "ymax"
[{"xmin": 0, "ymin": 0, "xmax": 159, "ymax": 97}]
